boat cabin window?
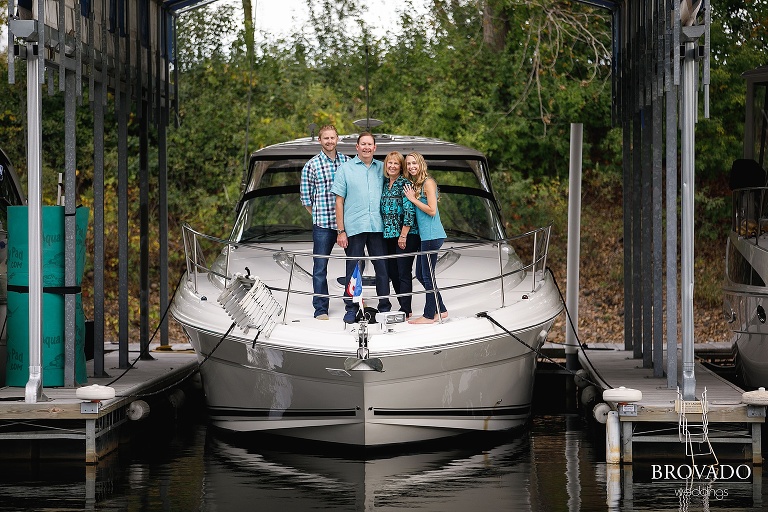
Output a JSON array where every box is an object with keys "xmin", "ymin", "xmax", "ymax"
[{"xmin": 231, "ymin": 156, "xmax": 506, "ymax": 243}]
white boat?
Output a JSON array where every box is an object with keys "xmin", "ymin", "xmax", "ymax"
[
  {"xmin": 170, "ymin": 132, "xmax": 564, "ymax": 445},
  {"xmin": 724, "ymin": 65, "xmax": 768, "ymax": 388}
]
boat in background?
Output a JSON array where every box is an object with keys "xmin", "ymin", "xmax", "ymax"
[
  {"xmin": 724, "ymin": 65, "xmax": 768, "ymax": 387},
  {"xmin": 170, "ymin": 129, "xmax": 563, "ymax": 445}
]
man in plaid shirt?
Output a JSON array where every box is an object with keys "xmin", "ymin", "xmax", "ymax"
[{"xmin": 300, "ymin": 125, "xmax": 350, "ymax": 319}]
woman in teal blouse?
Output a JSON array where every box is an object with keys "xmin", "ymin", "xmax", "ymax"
[{"xmin": 380, "ymin": 151, "xmax": 419, "ymax": 316}]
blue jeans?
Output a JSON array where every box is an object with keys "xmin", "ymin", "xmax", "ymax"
[
  {"xmin": 344, "ymin": 232, "xmax": 391, "ymax": 315},
  {"xmin": 311, "ymin": 225, "xmax": 336, "ymax": 317},
  {"xmin": 415, "ymin": 238, "xmax": 446, "ymax": 319},
  {"xmin": 384, "ymin": 234, "xmax": 419, "ymax": 314}
]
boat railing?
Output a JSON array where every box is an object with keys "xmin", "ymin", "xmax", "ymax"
[
  {"xmin": 180, "ymin": 223, "xmax": 552, "ymax": 322},
  {"xmin": 732, "ymin": 187, "xmax": 768, "ymax": 246}
]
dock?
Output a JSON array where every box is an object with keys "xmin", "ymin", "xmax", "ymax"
[
  {"xmin": 0, "ymin": 343, "xmax": 199, "ymax": 463},
  {"xmin": 557, "ymin": 342, "xmax": 767, "ymax": 464}
]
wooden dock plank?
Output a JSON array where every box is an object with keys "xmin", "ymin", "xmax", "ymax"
[
  {"xmin": 578, "ymin": 347, "xmax": 746, "ymax": 408},
  {"xmin": 0, "ymin": 344, "xmax": 199, "ymax": 461},
  {"xmin": 573, "ymin": 345, "xmax": 766, "ymax": 463},
  {"xmin": 0, "ymin": 344, "xmax": 198, "ymax": 407}
]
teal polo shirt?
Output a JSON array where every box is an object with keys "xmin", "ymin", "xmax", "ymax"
[{"xmin": 330, "ymin": 156, "xmax": 384, "ymax": 237}]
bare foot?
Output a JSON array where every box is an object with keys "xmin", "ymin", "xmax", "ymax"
[
  {"xmin": 440, "ymin": 312, "xmax": 448, "ymax": 319},
  {"xmin": 408, "ymin": 316, "xmax": 436, "ymax": 324}
]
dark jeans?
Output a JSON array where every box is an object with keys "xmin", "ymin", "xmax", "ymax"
[
  {"xmin": 384, "ymin": 234, "xmax": 419, "ymax": 314},
  {"xmin": 344, "ymin": 232, "xmax": 391, "ymax": 315},
  {"xmin": 311, "ymin": 225, "xmax": 336, "ymax": 317},
  {"xmin": 415, "ymin": 238, "xmax": 447, "ymax": 319}
]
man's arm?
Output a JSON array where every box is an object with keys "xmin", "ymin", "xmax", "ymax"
[
  {"xmin": 335, "ymin": 195, "xmax": 348, "ymax": 249},
  {"xmin": 299, "ymin": 161, "xmax": 314, "ymax": 214}
]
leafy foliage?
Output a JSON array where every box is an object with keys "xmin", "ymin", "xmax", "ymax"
[{"xmin": 1, "ymin": 0, "xmax": 767, "ymax": 342}]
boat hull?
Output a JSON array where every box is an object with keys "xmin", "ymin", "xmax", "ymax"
[
  {"xmin": 725, "ymin": 233, "xmax": 768, "ymax": 387},
  {"xmin": 181, "ymin": 315, "xmax": 555, "ymax": 446}
]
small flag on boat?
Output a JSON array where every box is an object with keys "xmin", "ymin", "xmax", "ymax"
[{"xmin": 347, "ymin": 262, "xmax": 363, "ymax": 304}]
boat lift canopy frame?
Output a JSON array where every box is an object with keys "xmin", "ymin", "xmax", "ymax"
[
  {"xmin": 6, "ymin": 0, "xmax": 709, "ymax": 401},
  {"xmin": 581, "ymin": 1, "xmax": 710, "ymax": 399},
  {"xmin": 6, "ymin": 0, "xmax": 194, "ymax": 400}
]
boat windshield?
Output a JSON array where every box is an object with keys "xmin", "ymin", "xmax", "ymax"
[{"xmin": 230, "ymin": 157, "xmax": 507, "ymax": 243}]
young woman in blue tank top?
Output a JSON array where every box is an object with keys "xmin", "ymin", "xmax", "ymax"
[{"xmin": 403, "ymin": 152, "xmax": 448, "ymax": 324}]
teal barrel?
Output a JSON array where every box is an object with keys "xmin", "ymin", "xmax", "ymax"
[{"xmin": 5, "ymin": 206, "xmax": 89, "ymax": 386}]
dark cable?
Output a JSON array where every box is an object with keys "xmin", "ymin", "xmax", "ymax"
[
  {"xmin": 107, "ymin": 270, "xmax": 186, "ymax": 387},
  {"xmin": 475, "ymin": 310, "xmax": 607, "ymax": 390}
]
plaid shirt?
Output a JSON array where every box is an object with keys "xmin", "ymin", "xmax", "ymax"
[{"xmin": 300, "ymin": 151, "xmax": 350, "ymax": 229}]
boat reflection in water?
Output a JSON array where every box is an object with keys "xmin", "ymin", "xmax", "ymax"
[
  {"xmin": 204, "ymin": 431, "xmax": 535, "ymax": 511},
  {"xmin": 0, "ymin": 416, "xmax": 765, "ymax": 510}
]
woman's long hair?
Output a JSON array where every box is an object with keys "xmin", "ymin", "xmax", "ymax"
[{"xmin": 405, "ymin": 152, "xmax": 430, "ymax": 200}]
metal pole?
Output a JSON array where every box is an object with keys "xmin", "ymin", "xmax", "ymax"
[
  {"xmin": 680, "ymin": 37, "xmax": 697, "ymax": 400},
  {"xmin": 6, "ymin": 0, "xmax": 14, "ymax": 83},
  {"xmin": 497, "ymin": 243, "xmax": 505, "ymax": 308},
  {"xmin": 64, "ymin": 69, "xmax": 77, "ymax": 387},
  {"xmin": 541, "ymin": 225, "xmax": 550, "ymax": 276},
  {"xmin": 622, "ymin": 118, "xmax": 633, "ymax": 352},
  {"xmin": 139, "ymin": 98, "xmax": 153, "ymax": 360},
  {"xmin": 532, "ymin": 231, "xmax": 538, "ymax": 292},
  {"xmin": 565, "ymin": 123, "xmax": 583, "ymax": 370},
  {"xmin": 652, "ymin": 36, "xmax": 664, "ymax": 378},
  {"xmin": 118, "ymin": 90, "xmax": 129, "ymax": 368},
  {"xmin": 193, "ymin": 235, "xmax": 199, "ymax": 292},
  {"xmin": 159, "ymin": 105, "xmax": 169, "ymax": 347},
  {"xmin": 632, "ymin": 113, "xmax": 643, "ymax": 360},
  {"xmin": 283, "ymin": 255, "xmax": 295, "ymax": 324},
  {"xmin": 93, "ymin": 78, "xmax": 107, "ymax": 377},
  {"xmin": 25, "ymin": 0, "xmax": 46, "ymax": 403},
  {"xmin": 665, "ymin": 0, "xmax": 679, "ymax": 389}
]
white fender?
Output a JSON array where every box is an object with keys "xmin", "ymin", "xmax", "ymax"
[
  {"xmin": 742, "ymin": 387, "xmax": 768, "ymax": 406},
  {"xmin": 75, "ymin": 384, "xmax": 116, "ymax": 401},
  {"xmin": 127, "ymin": 400, "xmax": 151, "ymax": 421},
  {"xmin": 573, "ymin": 369, "xmax": 590, "ymax": 388},
  {"xmin": 603, "ymin": 386, "xmax": 642, "ymax": 403},
  {"xmin": 593, "ymin": 402, "xmax": 611, "ymax": 424},
  {"xmin": 581, "ymin": 385, "xmax": 599, "ymax": 407}
]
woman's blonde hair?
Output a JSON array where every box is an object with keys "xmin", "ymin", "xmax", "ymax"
[
  {"xmin": 383, "ymin": 151, "xmax": 405, "ymax": 178},
  {"xmin": 405, "ymin": 152, "xmax": 431, "ymax": 199}
]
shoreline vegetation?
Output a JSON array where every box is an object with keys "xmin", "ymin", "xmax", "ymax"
[{"xmin": 2, "ymin": 1, "xmax": 751, "ymax": 347}]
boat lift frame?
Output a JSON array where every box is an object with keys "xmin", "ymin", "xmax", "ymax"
[
  {"xmin": 586, "ymin": 1, "xmax": 711, "ymax": 398},
  {"xmin": 6, "ymin": 0, "xmax": 710, "ymax": 402}
]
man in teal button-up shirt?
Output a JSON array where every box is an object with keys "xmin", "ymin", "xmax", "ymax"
[{"xmin": 331, "ymin": 132, "xmax": 392, "ymax": 323}]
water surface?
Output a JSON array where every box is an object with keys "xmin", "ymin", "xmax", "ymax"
[{"xmin": 0, "ymin": 413, "xmax": 765, "ymax": 511}]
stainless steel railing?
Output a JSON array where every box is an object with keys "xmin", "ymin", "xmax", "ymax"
[{"xmin": 181, "ymin": 223, "xmax": 553, "ymax": 323}]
